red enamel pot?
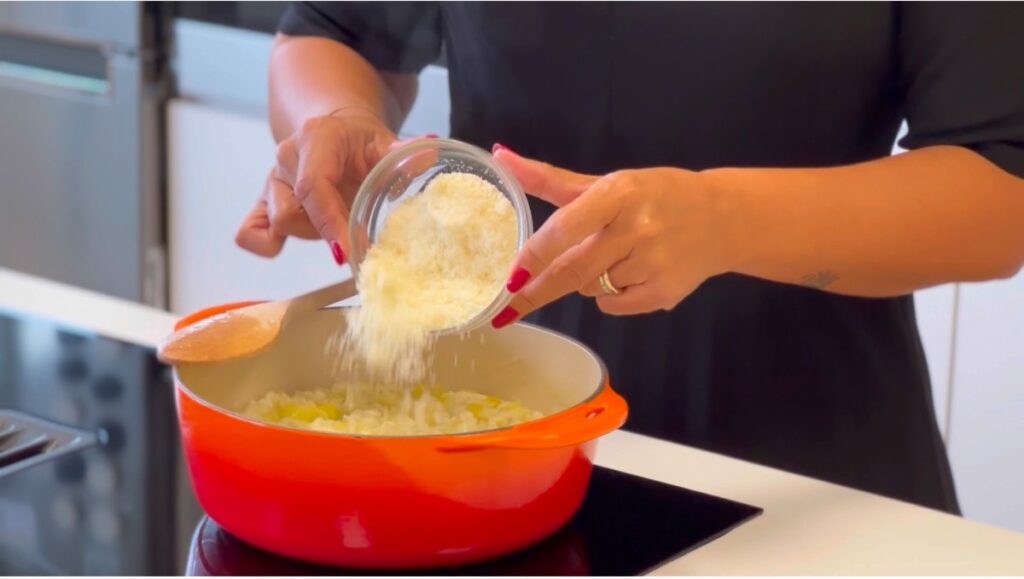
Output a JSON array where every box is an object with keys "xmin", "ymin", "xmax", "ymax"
[{"xmin": 172, "ymin": 302, "xmax": 627, "ymax": 569}]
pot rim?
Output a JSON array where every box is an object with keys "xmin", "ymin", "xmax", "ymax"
[{"xmin": 172, "ymin": 302, "xmax": 616, "ymax": 443}]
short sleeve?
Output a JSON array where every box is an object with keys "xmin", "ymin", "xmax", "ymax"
[
  {"xmin": 897, "ymin": 3, "xmax": 1024, "ymax": 177},
  {"xmin": 278, "ymin": 2, "xmax": 442, "ymax": 74}
]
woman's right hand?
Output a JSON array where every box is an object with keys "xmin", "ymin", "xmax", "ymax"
[{"xmin": 235, "ymin": 111, "xmax": 397, "ymax": 263}]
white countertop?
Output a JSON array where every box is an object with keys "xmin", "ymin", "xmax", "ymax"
[{"xmin": 2, "ymin": 267, "xmax": 1022, "ymax": 575}]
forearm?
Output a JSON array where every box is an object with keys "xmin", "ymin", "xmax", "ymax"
[
  {"xmin": 268, "ymin": 34, "xmax": 417, "ymax": 140},
  {"xmin": 709, "ymin": 145, "xmax": 1024, "ymax": 296}
]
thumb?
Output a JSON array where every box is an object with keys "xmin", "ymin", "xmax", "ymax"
[{"xmin": 492, "ymin": 144, "xmax": 598, "ymax": 207}]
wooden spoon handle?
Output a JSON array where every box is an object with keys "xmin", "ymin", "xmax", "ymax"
[{"xmin": 283, "ymin": 277, "xmax": 358, "ymax": 321}]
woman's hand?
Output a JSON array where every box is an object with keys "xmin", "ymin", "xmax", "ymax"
[
  {"xmin": 235, "ymin": 111, "xmax": 399, "ymax": 262},
  {"xmin": 491, "ymin": 146, "xmax": 735, "ymax": 327}
]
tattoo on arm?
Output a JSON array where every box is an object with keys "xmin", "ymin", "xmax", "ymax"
[{"xmin": 799, "ymin": 270, "xmax": 839, "ymax": 289}]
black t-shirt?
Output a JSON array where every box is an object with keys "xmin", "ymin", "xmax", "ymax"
[{"xmin": 280, "ymin": 2, "xmax": 1024, "ymax": 513}]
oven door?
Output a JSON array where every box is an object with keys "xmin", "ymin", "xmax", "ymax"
[
  {"xmin": 0, "ymin": 436, "xmax": 107, "ymax": 574},
  {"xmin": 0, "ymin": 310, "xmax": 194, "ymax": 574}
]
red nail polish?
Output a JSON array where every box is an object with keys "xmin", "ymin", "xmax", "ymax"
[
  {"xmin": 492, "ymin": 142, "xmax": 515, "ymax": 155},
  {"xmin": 491, "ymin": 306, "xmax": 518, "ymax": 329},
  {"xmin": 425, "ymin": 133, "xmax": 439, "ymax": 139},
  {"xmin": 330, "ymin": 241, "xmax": 345, "ymax": 265},
  {"xmin": 506, "ymin": 268, "xmax": 531, "ymax": 293}
]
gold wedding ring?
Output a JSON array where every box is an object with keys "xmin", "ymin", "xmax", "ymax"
[{"xmin": 598, "ymin": 271, "xmax": 621, "ymax": 295}]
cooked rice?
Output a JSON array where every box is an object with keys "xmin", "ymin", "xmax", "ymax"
[{"xmin": 243, "ymin": 385, "xmax": 543, "ymax": 436}]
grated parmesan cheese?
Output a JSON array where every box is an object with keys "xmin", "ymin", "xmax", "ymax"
[{"xmin": 343, "ymin": 172, "xmax": 518, "ymax": 383}]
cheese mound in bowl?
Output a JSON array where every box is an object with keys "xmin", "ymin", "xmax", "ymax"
[{"xmin": 244, "ymin": 385, "xmax": 543, "ymax": 436}]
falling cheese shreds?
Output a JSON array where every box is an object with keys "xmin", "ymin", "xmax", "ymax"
[{"xmin": 343, "ymin": 172, "xmax": 517, "ymax": 383}]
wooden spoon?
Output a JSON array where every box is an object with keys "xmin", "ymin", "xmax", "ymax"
[{"xmin": 158, "ymin": 278, "xmax": 357, "ymax": 364}]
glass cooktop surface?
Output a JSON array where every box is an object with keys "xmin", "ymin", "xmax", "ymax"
[{"xmin": 187, "ymin": 465, "xmax": 762, "ymax": 576}]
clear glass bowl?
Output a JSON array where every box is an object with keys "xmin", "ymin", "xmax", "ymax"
[{"xmin": 348, "ymin": 138, "xmax": 533, "ymax": 334}]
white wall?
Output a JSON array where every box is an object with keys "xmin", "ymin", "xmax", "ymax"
[{"xmin": 948, "ymin": 277, "xmax": 1024, "ymax": 530}]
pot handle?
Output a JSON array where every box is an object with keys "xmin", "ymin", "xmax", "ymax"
[{"xmin": 436, "ymin": 384, "xmax": 628, "ymax": 452}]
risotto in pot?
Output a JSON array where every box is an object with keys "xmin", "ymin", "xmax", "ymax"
[{"xmin": 244, "ymin": 385, "xmax": 543, "ymax": 436}]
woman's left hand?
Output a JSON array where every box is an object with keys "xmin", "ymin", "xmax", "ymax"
[{"xmin": 491, "ymin": 145, "xmax": 736, "ymax": 327}]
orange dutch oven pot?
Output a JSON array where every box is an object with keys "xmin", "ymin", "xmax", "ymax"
[{"xmin": 173, "ymin": 302, "xmax": 628, "ymax": 569}]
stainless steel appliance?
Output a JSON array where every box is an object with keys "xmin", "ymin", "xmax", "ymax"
[{"xmin": 0, "ymin": 2, "xmax": 169, "ymax": 306}]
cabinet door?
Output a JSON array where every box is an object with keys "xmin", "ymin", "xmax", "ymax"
[
  {"xmin": 948, "ymin": 274, "xmax": 1024, "ymax": 532},
  {"xmin": 167, "ymin": 100, "xmax": 351, "ymax": 315}
]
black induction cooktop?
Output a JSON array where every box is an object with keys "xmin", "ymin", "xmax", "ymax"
[{"xmin": 186, "ymin": 466, "xmax": 762, "ymax": 576}]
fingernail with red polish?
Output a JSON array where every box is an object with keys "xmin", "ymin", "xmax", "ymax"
[
  {"xmin": 491, "ymin": 306, "xmax": 518, "ymax": 329},
  {"xmin": 506, "ymin": 268, "xmax": 531, "ymax": 293},
  {"xmin": 425, "ymin": 133, "xmax": 439, "ymax": 139},
  {"xmin": 492, "ymin": 142, "xmax": 515, "ymax": 155},
  {"xmin": 330, "ymin": 241, "xmax": 345, "ymax": 265}
]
